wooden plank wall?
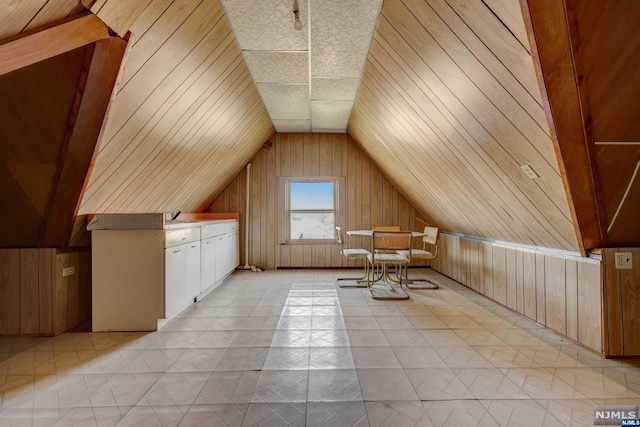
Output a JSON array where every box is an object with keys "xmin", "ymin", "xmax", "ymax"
[
  {"xmin": 348, "ymin": 0, "xmax": 579, "ymax": 251},
  {"xmin": 431, "ymin": 233, "xmax": 603, "ymax": 353},
  {"xmin": 0, "ymin": 248, "xmax": 90, "ymax": 336},
  {"xmin": 209, "ymin": 133, "xmax": 428, "ymax": 270},
  {"xmin": 78, "ymin": 0, "xmax": 274, "ymax": 215},
  {"xmin": 602, "ymin": 248, "xmax": 640, "ymax": 356}
]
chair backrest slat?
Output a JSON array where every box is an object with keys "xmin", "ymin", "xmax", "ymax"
[
  {"xmin": 422, "ymin": 226, "xmax": 439, "ymax": 246},
  {"xmin": 372, "ymin": 231, "xmax": 412, "ymax": 251},
  {"xmin": 373, "ymin": 225, "xmax": 401, "ymax": 232}
]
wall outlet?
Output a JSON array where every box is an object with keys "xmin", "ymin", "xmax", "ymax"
[
  {"xmin": 615, "ymin": 252, "xmax": 633, "ymax": 269},
  {"xmin": 520, "ymin": 165, "xmax": 539, "ymax": 179},
  {"xmin": 62, "ymin": 266, "xmax": 75, "ymax": 277}
]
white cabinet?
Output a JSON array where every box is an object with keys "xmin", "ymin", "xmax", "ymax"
[
  {"xmin": 92, "ymin": 218, "xmax": 239, "ymax": 331},
  {"xmin": 165, "ymin": 243, "xmax": 188, "ymax": 319},
  {"xmin": 214, "ymin": 233, "xmax": 227, "ymax": 283},
  {"xmin": 187, "ymin": 241, "xmax": 201, "ymax": 301},
  {"xmin": 200, "ymin": 237, "xmax": 216, "ymax": 293}
]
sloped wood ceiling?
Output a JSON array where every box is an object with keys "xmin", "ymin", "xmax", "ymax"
[
  {"xmin": 348, "ymin": 0, "xmax": 579, "ymax": 251},
  {"xmin": 0, "ymin": 0, "xmax": 82, "ymax": 40},
  {"xmin": 77, "ymin": 0, "xmax": 274, "ymax": 214}
]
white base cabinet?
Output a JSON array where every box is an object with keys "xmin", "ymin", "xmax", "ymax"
[{"xmin": 92, "ymin": 219, "xmax": 239, "ymax": 331}]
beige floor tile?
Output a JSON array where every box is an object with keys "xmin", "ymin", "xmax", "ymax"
[
  {"xmin": 435, "ymin": 345, "xmax": 493, "ymax": 368},
  {"xmin": 179, "ymin": 404, "xmax": 247, "ymax": 427},
  {"xmin": 252, "ymin": 371, "xmax": 309, "ymax": 403},
  {"xmin": 351, "ymin": 347, "xmax": 400, "ymax": 369},
  {"xmin": 195, "ymin": 371, "xmax": 260, "ymax": 404},
  {"xmin": 419, "ymin": 329, "xmax": 467, "ymax": 346},
  {"xmin": 480, "ymin": 399, "xmax": 549, "ymax": 427},
  {"xmin": 454, "ymin": 368, "xmax": 531, "ymax": 399},
  {"xmin": 270, "ymin": 330, "xmax": 312, "ymax": 348},
  {"xmin": 346, "ymin": 330, "xmax": 389, "ymax": 347},
  {"xmin": 309, "ymin": 347, "xmax": 355, "ymax": 370},
  {"xmin": 391, "ymin": 346, "xmax": 445, "ymax": 368},
  {"xmin": 263, "ymin": 348, "xmax": 310, "ymax": 370},
  {"xmin": 137, "ymin": 372, "xmax": 209, "ymax": 406},
  {"xmin": 365, "ymin": 400, "xmax": 431, "ymax": 426},
  {"xmin": 231, "ymin": 330, "xmax": 276, "ymax": 348},
  {"xmin": 215, "ymin": 348, "xmax": 268, "ymax": 371},
  {"xmin": 117, "ymin": 405, "xmax": 188, "ymax": 426},
  {"xmin": 356, "ymin": 368, "xmax": 419, "ymax": 401},
  {"xmin": 405, "ymin": 367, "xmax": 474, "ymax": 400},
  {"xmin": 87, "ymin": 373, "xmax": 162, "ymax": 407},
  {"xmin": 307, "ymin": 369, "xmax": 362, "ymax": 402},
  {"xmin": 307, "ymin": 401, "xmax": 368, "ymax": 427},
  {"xmin": 310, "ymin": 330, "xmax": 350, "ymax": 347},
  {"xmin": 423, "ymin": 400, "xmax": 499, "ymax": 427},
  {"xmin": 242, "ymin": 402, "xmax": 306, "ymax": 427},
  {"xmin": 191, "ymin": 331, "xmax": 239, "ymax": 349}
]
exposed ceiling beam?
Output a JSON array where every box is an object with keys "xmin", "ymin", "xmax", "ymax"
[
  {"xmin": 520, "ymin": 0, "xmax": 603, "ymax": 255},
  {"xmin": 0, "ymin": 13, "xmax": 110, "ymax": 76},
  {"xmin": 39, "ymin": 37, "xmax": 128, "ymax": 247}
]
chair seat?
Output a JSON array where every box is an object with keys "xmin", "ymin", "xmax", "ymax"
[
  {"xmin": 367, "ymin": 253, "xmax": 409, "ymax": 264},
  {"xmin": 397, "ymin": 249, "xmax": 433, "ymax": 259},
  {"xmin": 341, "ymin": 248, "xmax": 370, "ymax": 258}
]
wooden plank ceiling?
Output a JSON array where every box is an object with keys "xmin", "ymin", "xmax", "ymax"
[
  {"xmin": 348, "ymin": 0, "xmax": 579, "ymax": 251},
  {"xmin": 76, "ymin": 0, "xmax": 275, "ymax": 214}
]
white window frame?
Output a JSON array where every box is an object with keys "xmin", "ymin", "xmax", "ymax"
[{"xmin": 285, "ymin": 177, "xmax": 339, "ymax": 244}]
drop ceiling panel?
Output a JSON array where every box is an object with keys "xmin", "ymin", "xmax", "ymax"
[
  {"xmin": 258, "ymin": 83, "xmax": 310, "ymax": 119},
  {"xmin": 244, "ymin": 51, "xmax": 309, "ymax": 83},
  {"xmin": 221, "ymin": 0, "xmax": 308, "ymax": 50},
  {"xmin": 311, "ymin": 100, "xmax": 353, "ymax": 130},
  {"xmin": 273, "ymin": 119, "xmax": 311, "ymax": 133},
  {"xmin": 222, "ymin": 0, "xmax": 382, "ymax": 132},
  {"xmin": 310, "ymin": 0, "xmax": 383, "ymax": 78},
  {"xmin": 311, "ymin": 78, "xmax": 360, "ymax": 100}
]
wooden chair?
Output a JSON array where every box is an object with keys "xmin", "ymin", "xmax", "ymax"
[
  {"xmin": 396, "ymin": 226, "xmax": 440, "ymax": 289},
  {"xmin": 367, "ymin": 231, "xmax": 411, "ymax": 299},
  {"xmin": 335, "ymin": 226, "xmax": 370, "ymax": 288}
]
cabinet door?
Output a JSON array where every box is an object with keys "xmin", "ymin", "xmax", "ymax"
[
  {"xmin": 200, "ymin": 237, "xmax": 216, "ymax": 292},
  {"xmin": 232, "ymin": 231, "xmax": 240, "ymax": 269},
  {"xmin": 187, "ymin": 241, "xmax": 201, "ymax": 301},
  {"xmin": 165, "ymin": 243, "xmax": 188, "ymax": 318},
  {"xmin": 214, "ymin": 234, "xmax": 226, "ymax": 282}
]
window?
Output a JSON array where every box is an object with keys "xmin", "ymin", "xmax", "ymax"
[{"xmin": 287, "ymin": 178, "xmax": 337, "ymax": 242}]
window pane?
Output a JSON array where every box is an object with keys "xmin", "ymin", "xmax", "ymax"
[
  {"xmin": 290, "ymin": 182, "xmax": 334, "ymax": 210},
  {"xmin": 290, "ymin": 212, "xmax": 335, "ymax": 240}
]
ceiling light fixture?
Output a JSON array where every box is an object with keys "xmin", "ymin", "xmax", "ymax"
[{"xmin": 293, "ymin": 0, "xmax": 303, "ymax": 31}]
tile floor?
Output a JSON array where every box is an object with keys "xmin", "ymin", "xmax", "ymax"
[{"xmin": 1, "ymin": 268, "xmax": 639, "ymax": 426}]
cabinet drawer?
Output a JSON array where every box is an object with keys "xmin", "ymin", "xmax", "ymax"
[
  {"xmin": 201, "ymin": 224, "xmax": 222, "ymax": 239},
  {"xmin": 165, "ymin": 227, "xmax": 200, "ymax": 247}
]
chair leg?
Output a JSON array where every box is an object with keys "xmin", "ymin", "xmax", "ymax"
[
  {"xmin": 405, "ymin": 261, "xmax": 439, "ymax": 289},
  {"xmin": 368, "ymin": 262, "xmax": 409, "ymax": 300},
  {"xmin": 336, "ymin": 261, "xmax": 369, "ymax": 288}
]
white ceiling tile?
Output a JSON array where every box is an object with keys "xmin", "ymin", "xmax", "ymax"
[
  {"xmin": 221, "ymin": 0, "xmax": 308, "ymax": 51},
  {"xmin": 258, "ymin": 83, "xmax": 310, "ymax": 120},
  {"xmin": 311, "ymin": 78, "xmax": 359, "ymax": 100},
  {"xmin": 310, "ymin": 0, "xmax": 382, "ymax": 78},
  {"xmin": 311, "ymin": 100, "xmax": 354, "ymax": 130},
  {"xmin": 273, "ymin": 119, "xmax": 311, "ymax": 132},
  {"xmin": 245, "ymin": 51, "xmax": 308, "ymax": 83}
]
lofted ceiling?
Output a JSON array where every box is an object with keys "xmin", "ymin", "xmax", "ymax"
[{"xmin": 11, "ymin": 0, "xmax": 628, "ymax": 252}]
